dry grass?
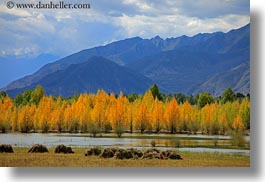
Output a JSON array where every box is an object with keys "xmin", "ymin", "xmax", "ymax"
[{"xmin": 0, "ymin": 148, "xmax": 250, "ymax": 167}]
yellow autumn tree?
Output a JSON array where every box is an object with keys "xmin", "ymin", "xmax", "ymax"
[
  {"xmin": 18, "ymin": 105, "xmax": 36, "ymax": 132},
  {"xmin": 187, "ymin": 107, "xmax": 200, "ymax": 134},
  {"xmin": 127, "ymin": 102, "xmax": 135, "ymax": 133},
  {"xmin": 0, "ymin": 87, "xmax": 249, "ymax": 136},
  {"xmin": 179, "ymin": 101, "xmax": 192, "ymax": 132},
  {"xmin": 200, "ymin": 103, "xmax": 219, "ymax": 134},
  {"xmin": 142, "ymin": 90, "xmax": 154, "ymax": 109},
  {"xmin": 232, "ymin": 114, "xmax": 245, "ymax": 131},
  {"xmin": 50, "ymin": 98, "xmax": 66, "ymax": 133},
  {"xmin": 0, "ymin": 97, "xmax": 14, "ymax": 133},
  {"xmin": 211, "ymin": 103, "xmax": 219, "ymax": 134},
  {"xmin": 70, "ymin": 98, "xmax": 82, "ymax": 132},
  {"xmin": 224, "ymin": 101, "xmax": 240, "ymax": 130},
  {"xmin": 64, "ymin": 104, "xmax": 73, "ymax": 132},
  {"xmin": 200, "ymin": 104, "xmax": 210, "ymax": 134},
  {"xmin": 239, "ymin": 98, "xmax": 250, "ymax": 130},
  {"xmin": 76, "ymin": 94, "xmax": 92, "ymax": 132},
  {"xmin": 90, "ymin": 89, "xmax": 110, "ymax": 134},
  {"xmin": 135, "ymin": 102, "xmax": 149, "ymax": 134},
  {"xmin": 218, "ymin": 110, "xmax": 228, "ymax": 135},
  {"xmin": 152, "ymin": 98, "xmax": 164, "ymax": 133},
  {"xmin": 108, "ymin": 92, "xmax": 128, "ymax": 137},
  {"xmin": 91, "ymin": 101, "xmax": 104, "ymax": 133},
  {"xmin": 164, "ymin": 98, "xmax": 180, "ymax": 133},
  {"xmin": 11, "ymin": 107, "xmax": 18, "ymax": 132},
  {"xmin": 35, "ymin": 96, "xmax": 53, "ymax": 133}
]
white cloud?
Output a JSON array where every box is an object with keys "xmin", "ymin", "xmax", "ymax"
[
  {"xmin": 123, "ymin": 0, "xmax": 152, "ymax": 11},
  {"xmin": 115, "ymin": 13, "xmax": 249, "ymax": 38},
  {"xmin": 54, "ymin": 13, "xmax": 72, "ymax": 22},
  {"xmin": 0, "ymin": 4, "xmax": 32, "ymax": 17},
  {"xmin": 0, "ymin": 0, "xmax": 250, "ymax": 57}
]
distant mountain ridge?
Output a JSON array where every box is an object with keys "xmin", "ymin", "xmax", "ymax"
[
  {"xmin": 6, "ymin": 56, "xmax": 154, "ymax": 97},
  {"xmin": 188, "ymin": 63, "xmax": 250, "ymax": 96},
  {"xmin": 0, "ymin": 54, "xmax": 59, "ymax": 88},
  {"xmin": 2, "ymin": 24, "xmax": 250, "ymax": 97},
  {"xmin": 128, "ymin": 24, "xmax": 250, "ymax": 95}
]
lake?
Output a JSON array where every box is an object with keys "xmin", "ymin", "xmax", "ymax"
[{"xmin": 0, "ymin": 133, "xmax": 250, "ymax": 155}]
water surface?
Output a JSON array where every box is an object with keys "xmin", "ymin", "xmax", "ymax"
[{"xmin": 0, "ymin": 133, "xmax": 249, "ymax": 155}]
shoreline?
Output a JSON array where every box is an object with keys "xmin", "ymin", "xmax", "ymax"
[{"xmin": 0, "ymin": 147, "xmax": 250, "ymax": 167}]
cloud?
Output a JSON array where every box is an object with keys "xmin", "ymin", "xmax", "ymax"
[
  {"xmin": 167, "ymin": 0, "xmax": 249, "ymax": 19},
  {"xmin": 0, "ymin": 0, "xmax": 250, "ymax": 58},
  {"xmin": 119, "ymin": 0, "xmax": 249, "ymax": 18},
  {"xmin": 0, "ymin": 4, "xmax": 32, "ymax": 17},
  {"xmin": 115, "ymin": 13, "xmax": 249, "ymax": 38}
]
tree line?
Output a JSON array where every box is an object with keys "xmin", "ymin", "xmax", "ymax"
[{"xmin": 0, "ymin": 85, "xmax": 250, "ymax": 137}]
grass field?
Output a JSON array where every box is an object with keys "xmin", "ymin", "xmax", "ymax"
[{"xmin": 0, "ymin": 148, "xmax": 250, "ymax": 167}]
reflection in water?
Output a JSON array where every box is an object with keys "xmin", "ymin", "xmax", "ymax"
[
  {"xmin": 137, "ymin": 139, "xmax": 231, "ymax": 148},
  {"xmin": 0, "ymin": 133, "xmax": 249, "ymax": 155}
]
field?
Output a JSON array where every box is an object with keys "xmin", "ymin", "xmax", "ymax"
[{"xmin": 0, "ymin": 148, "xmax": 250, "ymax": 167}]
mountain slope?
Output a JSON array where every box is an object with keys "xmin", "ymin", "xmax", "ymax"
[
  {"xmin": 189, "ymin": 63, "xmax": 250, "ymax": 96},
  {"xmin": 2, "ymin": 37, "xmax": 159, "ymax": 91},
  {"xmin": 0, "ymin": 54, "xmax": 58, "ymax": 88},
  {"xmin": 2, "ymin": 24, "xmax": 250, "ymax": 96},
  {"xmin": 129, "ymin": 24, "xmax": 250, "ymax": 94},
  {"xmin": 129, "ymin": 48, "xmax": 249, "ymax": 94},
  {"xmin": 6, "ymin": 57, "xmax": 154, "ymax": 97}
]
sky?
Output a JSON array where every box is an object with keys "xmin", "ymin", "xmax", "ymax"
[{"xmin": 0, "ymin": 0, "xmax": 250, "ymax": 58}]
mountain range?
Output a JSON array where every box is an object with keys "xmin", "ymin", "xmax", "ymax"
[
  {"xmin": 1, "ymin": 24, "xmax": 250, "ymax": 97},
  {"xmin": 5, "ymin": 57, "xmax": 154, "ymax": 97},
  {"xmin": 0, "ymin": 54, "xmax": 59, "ymax": 88}
]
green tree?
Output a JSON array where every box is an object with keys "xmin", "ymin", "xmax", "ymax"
[
  {"xmin": 197, "ymin": 92, "xmax": 214, "ymax": 108},
  {"xmin": 175, "ymin": 93, "xmax": 187, "ymax": 104},
  {"xmin": 187, "ymin": 94, "xmax": 196, "ymax": 105},
  {"xmin": 22, "ymin": 90, "xmax": 33, "ymax": 106},
  {"xmin": 13, "ymin": 94, "xmax": 23, "ymax": 107},
  {"xmin": 73, "ymin": 91, "xmax": 79, "ymax": 102},
  {"xmin": 221, "ymin": 87, "xmax": 236, "ymax": 104},
  {"xmin": 30, "ymin": 85, "xmax": 45, "ymax": 105},
  {"xmin": 0, "ymin": 91, "xmax": 7, "ymax": 100},
  {"xmin": 13, "ymin": 91, "xmax": 32, "ymax": 107},
  {"xmin": 127, "ymin": 93, "xmax": 138, "ymax": 102},
  {"xmin": 149, "ymin": 84, "xmax": 163, "ymax": 101}
]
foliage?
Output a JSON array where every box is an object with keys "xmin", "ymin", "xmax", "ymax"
[
  {"xmin": 164, "ymin": 98, "xmax": 179, "ymax": 133},
  {"xmin": 30, "ymin": 85, "xmax": 46, "ymax": 105},
  {"xmin": 149, "ymin": 84, "xmax": 163, "ymax": 101},
  {"xmin": 13, "ymin": 85, "xmax": 45, "ymax": 107},
  {"xmin": 135, "ymin": 102, "xmax": 149, "ymax": 134},
  {"xmin": 197, "ymin": 92, "xmax": 214, "ymax": 108},
  {"xmin": 0, "ymin": 97, "xmax": 13, "ymax": 132},
  {"xmin": 152, "ymin": 98, "xmax": 163, "ymax": 133},
  {"xmin": 230, "ymin": 131, "xmax": 246, "ymax": 147},
  {"xmin": 221, "ymin": 87, "xmax": 236, "ymax": 104},
  {"xmin": 127, "ymin": 93, "xmax": 138, "ymax": 102},
  {"xmin": 0, "ymin": 91, "xmax": 7, "ymax": 99},
  {"xmin": 108, "ymin": 92, "xmax": 128, "ymax": 137},
  {"xmin": 232, "ymin": 115, "xmax": 245, "ymax": 131},
  {"xmin": 0, "ymin": 86, "xmax": 250, "ymax": 135}
]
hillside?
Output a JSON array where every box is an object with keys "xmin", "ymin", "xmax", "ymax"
[
  {"xmin": 6, "ymin": 56, "xmax": 154, "ymax": 97},
  {"xmin": 2, "ymin": 24, "xmax": 250, "ymax": 96}
]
